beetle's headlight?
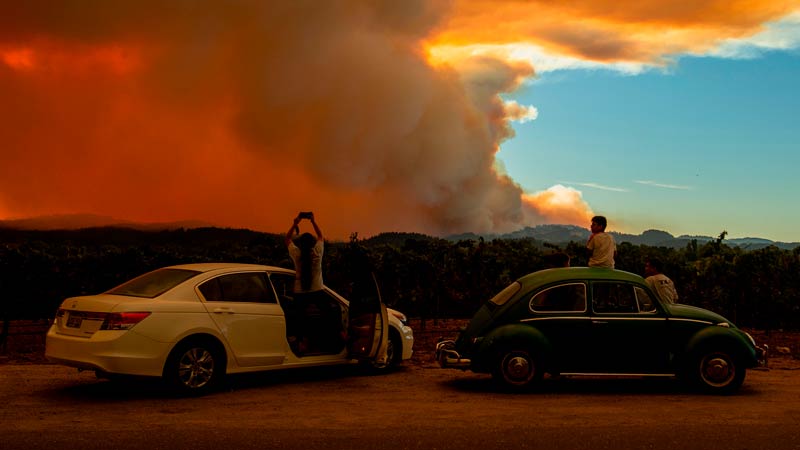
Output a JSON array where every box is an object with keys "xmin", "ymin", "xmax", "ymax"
[
  {"xmin": 743, "ymin": 331, "xmax": 757, "ymax": 347},
  {"xmin": 716, "ymin": 322, "xmax": 730, "ymax": 328}
]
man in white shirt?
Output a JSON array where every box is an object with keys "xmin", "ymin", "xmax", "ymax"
[
  {"xmin": 587, "ymin": 215, "xmax": 616, "ymax": 268},
  {"xmin": 645, "ymin": 258, "xmax": 679, "ymax": 304}
]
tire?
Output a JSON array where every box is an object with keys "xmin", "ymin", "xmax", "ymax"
[
  {"xmin": 164, "ymin": 338, "xmax": 225, "ymax": 396},
  {"xmin": 492, "ymin": 347, "xmax": 542, "ymax": 390},
  {"xmin": 370, "ymin": 331, "xmax": 401, "ymax": 372},
  {"xmin": 691, "ymin": 347, "xmax": 746, "ymax": 394}
]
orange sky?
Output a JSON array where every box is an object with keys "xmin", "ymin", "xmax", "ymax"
[{"xmin": 1, "ymin": 1, "xmax": 797, "ymax": 238}]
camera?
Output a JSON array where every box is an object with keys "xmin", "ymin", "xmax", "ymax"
[{"xmin": 299, "ymin": 211, "xmax": 313, "ymax": 219}]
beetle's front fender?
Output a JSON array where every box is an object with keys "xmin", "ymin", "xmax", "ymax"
[{"xmin": 682, "ymin": 325, "xmax": 758, "ymax": 368}]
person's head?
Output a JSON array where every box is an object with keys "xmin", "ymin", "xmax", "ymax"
[
  {"xmin": 645, "ymin": 258, "xmax": 663, "ymax": 276},
  {"xmin": 546, "ymin": 252, "xmax": 571, "ymax": 268},
  {"xmin": 590, "ymin": 215, "xmax": 607, "ymax": 233},
  {"xmin": 295, "ymin": 232, "xmax": 317, "ymax": 250}
]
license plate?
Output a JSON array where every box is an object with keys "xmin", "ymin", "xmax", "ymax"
[{"xmin": 66, "ymin": 315, "xmax": 82, "ymax": 328}]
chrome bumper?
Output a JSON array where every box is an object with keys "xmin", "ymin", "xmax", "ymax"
[
  {"xmin": 756, "ymin": 344, "xmax": 769, "ymax": 368},
  {"xmin": 435, "ymin": 339, "xmax": 471, "ymax": 369}
]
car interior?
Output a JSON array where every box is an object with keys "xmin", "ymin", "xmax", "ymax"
[
  {"xmin": 268, "ymin": 273, "xmax": 347, "ymax": 357},
  {"xmin": 530, "ymin": 283, "xmax": 587, "ymax": 312}
]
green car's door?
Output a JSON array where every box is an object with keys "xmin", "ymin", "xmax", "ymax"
[
  {"xmin": 524, "ymin": 282, "xmax": 595, "ymax": 373},
  {"xmin": 586, "ymin": 281, "xmax": 671, "ymax": 374}
]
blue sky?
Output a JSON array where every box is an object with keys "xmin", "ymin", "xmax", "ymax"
[{"xmin": 499, "ymin": 50, "xmax": 800, "ymax": 242}]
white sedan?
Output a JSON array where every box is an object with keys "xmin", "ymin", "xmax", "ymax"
[{"xmin": 45, "ymin": 263, "xmax": 414, "ymax": 394}]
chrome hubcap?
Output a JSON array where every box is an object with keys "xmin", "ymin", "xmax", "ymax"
[
  {"xmin": 178, "ymin": 348, "xmax": 214, "ymax": 389},
  {"xmin": 505, "ymin": 354, "xmax": 532, "ymax": 382},
  {"xmin": 701, "ymin": 355, "xmax": 734, "ymax": 386}
]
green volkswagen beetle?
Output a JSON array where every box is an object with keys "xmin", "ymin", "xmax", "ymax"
[{"xmin": 436, "ymin": 267, "xmax": 767, "ymax": 394}]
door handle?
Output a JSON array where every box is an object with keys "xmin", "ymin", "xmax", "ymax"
[
  {"xmin": 592, "ymin": 320, "xmax": 608, "ymax": 324},
  {"xmin": 213, "ymin": 307, "xmax": 234, "ymax": 314}
]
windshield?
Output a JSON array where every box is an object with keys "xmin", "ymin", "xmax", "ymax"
[{"xmin": 106, "ymin": 268, "xmax": 201, "ymax": 298}]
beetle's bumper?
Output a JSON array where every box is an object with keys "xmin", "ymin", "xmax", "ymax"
[
  {"xmin": 435, "ymin": 339, "xmax": 471, "ymax": 369},
  {"xmin": 756, "ymin": 344, "xmax": 769, "ymax": 368}
]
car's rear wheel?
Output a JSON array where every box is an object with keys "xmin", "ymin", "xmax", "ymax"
[
  {"xmin": 691, "ymin": 347, "xmax": 746, "ymax": 394},
  {"xmin": 164, "ymin": 338, "xmax": 225, "ymax": 396},
  {"xmin": 493, "ymin": 347, "xmax": 542, "ymax": 390}
]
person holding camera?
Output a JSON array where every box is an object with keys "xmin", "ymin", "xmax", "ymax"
[
  {"xmin": 286, "ymin": 211, "xmax": 324, "ymax": 293},
  {"xmin": 284, "ymin": 212, "xmax": 325, "ymax": 354}
]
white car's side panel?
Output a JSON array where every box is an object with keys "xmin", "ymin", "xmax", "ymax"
[
  {"xmin": 121, "ymin": 308, "xmax": 219, "ymax": 343},
  {"xmin": 45, "ymin": 327, "xmax": 172, "ymax": 376},
  {"xmin": 203, "ymin": 301, "xmax": 288, "ymax": 367}
]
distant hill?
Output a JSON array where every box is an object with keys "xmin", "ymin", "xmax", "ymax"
[
  {"xmin": 0, "ymin": 214, "xmax": 214, "ymax": 231},
  {"xmin": 449, "ymin": 225, "xmax": 799, "ymax": 250},
  {"xmin": 360, "ymin": 231, "xmax": 441, "ymax": 247},
  {"xmin": 2, "ymin": 214, "xmax": 796, "ymax": 250}
]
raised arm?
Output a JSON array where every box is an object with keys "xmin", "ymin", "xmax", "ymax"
[
  {"xmin": 309, "ymin": 213, "xmax": 323, "ymax": 240},
  {"xmin": 285, "ymin": 216, "xmax": 301, "ymax": 246}
]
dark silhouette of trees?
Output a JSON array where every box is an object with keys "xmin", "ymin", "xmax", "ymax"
[{"xmin": 1, "ymin": 227, "xmax": 799, "ymax": 330}]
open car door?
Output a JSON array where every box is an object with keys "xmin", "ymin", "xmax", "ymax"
[{"xmin": 347, "ymin": 272, "xmax": 388, "ymax": 365}]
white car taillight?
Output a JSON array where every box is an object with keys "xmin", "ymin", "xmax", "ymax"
[{"xmin": 101, "ymin": 312, "xmax": 152, "ymax": 330}]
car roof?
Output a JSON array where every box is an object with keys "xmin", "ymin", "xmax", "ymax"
[
  {"xmin": 165, "ymin": 262, "xmax": 292, "ymax": 274},
  {"xmin": 518, "ymin": 267, "xmax": 645, "ymax": 291}
]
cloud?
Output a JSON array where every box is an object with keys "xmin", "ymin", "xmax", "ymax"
[
  {"xmin": 523, "ymin": 185, "xmax": 594, "ymax": 225},
  {"xmin": 709, "ymin": 12, "xmax": 800, "ymax": 58},
  {"xmin": 635, "ymin": 180, "xmax": 692, "ymax": 190},
  {"xmin": 430, "ymin": 1, "xmax": 800, "ymax": 69},
  {"xmin": 503, "ymin": 100, "xmax": 538, "ymax": 123},
  {"xmin": 562, "ymin": 182, "xmax": 630, "ymax": 192}
]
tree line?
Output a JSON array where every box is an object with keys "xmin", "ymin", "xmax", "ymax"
[{"xmin": 1, "ymin": 227, "xmax": 798, "ymax": 331}]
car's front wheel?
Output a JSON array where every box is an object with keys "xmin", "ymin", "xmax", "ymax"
[
  {"xmin": 492, "ymin": 347, "xmax": 542, "ymax": 390},
  {"xmin": 164, "ymin": 338, "xmax": 225, "ymax": 396},
  {"xmin": 690, "ymin": 347, "xmax": 746, "ymax": 394},
  {"xmin": 369, "ymin": 330, "xmax": 402, "ymax": 372}
]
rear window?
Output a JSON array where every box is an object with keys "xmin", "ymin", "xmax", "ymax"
[
  {"xmin": 106, "ymin": 268, "xmax": 201, "ymax": 298},
  {"xmin": 488, "ymin": 282, "xmax": 521, "ymax": 307}
]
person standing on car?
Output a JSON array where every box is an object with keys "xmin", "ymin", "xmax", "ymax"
[
  {"xmin": 644, "ymin": 258, "xmax": 679, "ymax": 304},
  {"xmin": 286, "ymin": 212, "xmax": 324, "ymax": 294},
  {"xmin": 285, "ymin": 212, "xmax": 325, "ymax": 354},
  {"xmin": 587, "ymin": 215, "xmax": 616, "ymax": 268}
]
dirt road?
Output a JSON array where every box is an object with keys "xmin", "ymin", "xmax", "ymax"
[{"xmin": 2, "ymin": 358, "xmax": 800, "ymax": 450}]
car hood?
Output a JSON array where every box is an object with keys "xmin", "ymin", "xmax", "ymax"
[{"xmin": 667, "ymin": 303, "xmax": 733, "ymax": 325}]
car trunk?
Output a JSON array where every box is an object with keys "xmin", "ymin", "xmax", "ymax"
[{"xmin": 53, "ymin": 295, "xmax": 125, "ymax": 338}]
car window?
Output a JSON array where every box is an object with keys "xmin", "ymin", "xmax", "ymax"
[
  {"xmin": 106, "ymin": 268, "xmax": 201, "ymax": 298},
  {"xmin": 635, "ymin": 286, "xmax": 657, "ymax": 313},
  {"xmin": 269, "ymin": 272, "xmax": 295, "ymax": 305},
  {"xmin": 198, "ymin": 272, "xmax": 276, "ymax": 303},
  {"xmin": 530, "ymin": 283, "xmax": 587, "ymax": 312},
  {"xmin": 591, "ymin": 282, "xmax": 640, "ymax": 314},
  {"xmin": 489, "ymin": 282, "xmax": 521, "ymax": 306}
]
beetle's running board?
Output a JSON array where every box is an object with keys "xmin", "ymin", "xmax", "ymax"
[{"xmin": 556, "ymin": 372, "xmax": 676, "ymax": 377}]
